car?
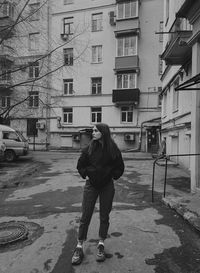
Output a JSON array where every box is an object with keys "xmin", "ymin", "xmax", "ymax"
[{"xmin": 0, "ymin": 125, "xmax": 29, "ymax": 162}]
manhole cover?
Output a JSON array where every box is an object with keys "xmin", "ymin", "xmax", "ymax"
[{"xmin": 0, "ymin": 222, "xmax": 28, "ymax": 245}]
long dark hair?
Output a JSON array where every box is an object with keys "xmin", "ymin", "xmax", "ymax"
[{"xmin": 88, "ymin": 123, "xmax": 119, "ymax": 159}]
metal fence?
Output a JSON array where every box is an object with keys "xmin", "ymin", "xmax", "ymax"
[{"xmin": 151, "ymin": 153, "xmax": 200, "ymax": 202}]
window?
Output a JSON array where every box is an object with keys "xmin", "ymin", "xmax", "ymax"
[
  {"xmin": 163, "ymin": 92, "xmax": 167, "ymax": 116},
  {"xmin": 64, "ymin": 0, "xmax": 73, "ymax": 4},
  {"xmin": 165, "ymin": 0, "xmax": 169, "ymax": 25},
  {"xmin": 173, "ymin": 80, "xmax": 179, "ymax": 112},
  {"xmin": 63, "ymin": 17, "xmax": 74, "ymax": 35},
  {"xmin": 27, "ymin": 118, "xmax": 38, "ymax": 136},
  {"xmin": 29, "ymin": 62, "xmax": 39, "ymax": 78},
  {"xmin": 29, "ymin": 3, "xmax": 40, "ymax": 21},
  {"xmin": 3, "ymin": 132, "xmax": 19, "ymax": 141},
  {"xmin": 29, "ymin": 33, "xmax": 39, "ymax": 51},
  {"xmin": 158, "ymin": 94, "xmax": 162, "ymax": 108},
  {"xmin": 91, "ymin": 107, "xmax": 102, "ymax": 123},
  {"xmin": 28, "ymin": 91, "xmax": 39, "ymax": 107},
  {"xmin": 64, "ymin": 48, "xmax": 73, "ymax": 65},
  {"xmin": 1, "ymin": 96, "xmax": 10, "ymax": 108},
  {"xmin": 117, "ymin": 73, "xmax": 136, "ymax": 89},
  {"xmin": 0, "ymin": 2, "xmax": 14, "ymax": 18},
  {"xmin": 91, "ymin": 77, "xmax": 102, "ymax": 94},
  {"xmin": 92, "ymin": 13, "xmax": 103, "ymax": 31},
  {"xmin": 63, "ymin": 79, "xmax": 73, "ymax": 95},
  {"xmin": 158, "ymin": 55, "xmax": 163, "ymax": 75},
  {"xmin": 92, "ymin": 45, "xmax": 102, "ymax": 63},
  {"xmin": 117, "ymin": 36, "xmax": 137, "ymax": 57},
  {"xmin": 121, "ymin": 106, "xmax": 133, "ymax": 123},
  {"xmin": 117, "ymin": 1, "xmax": 138, "ymax": 19},
  {"xmin": 0, "ymin": 69, "xmax": 11, "ymax": 81},
  {"xmin": 159, "ymin": 21, "xmax": 164, "ymax": 42},
  {"xmin": 63, "ymin": 108, "xmax": 73, "ymax": 123}
]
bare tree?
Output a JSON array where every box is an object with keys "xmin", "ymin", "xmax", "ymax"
[{"xmin": 0, "ymin": 0, "xmax": 90, "ymax": 125}]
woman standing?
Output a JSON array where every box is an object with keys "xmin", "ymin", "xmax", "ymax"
[{"xmin": 72, "ymin": 123, "xmax": 124, "ymax": 265}]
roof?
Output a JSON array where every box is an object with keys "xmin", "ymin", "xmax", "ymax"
[
  {"xmin": 0, "ymin": 124, "xmax": 15, "ymax": 132},
  {"xmin": 177, "ymin": 0, "xmax": 200, "ymax": 18}
]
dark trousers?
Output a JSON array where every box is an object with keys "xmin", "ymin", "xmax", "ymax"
[{"xmin": 78, "ymin": 180, "xmax": 115, "ymax": 241}]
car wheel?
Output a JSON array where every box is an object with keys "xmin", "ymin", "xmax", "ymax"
[{"xmin": 5, "ymin": 150, "xmax": 16, "ymax": 162}]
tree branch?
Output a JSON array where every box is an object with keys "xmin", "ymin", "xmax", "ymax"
[{"xmin": 0, "ymin": 0, "xmax": 31, "ymax": 45}]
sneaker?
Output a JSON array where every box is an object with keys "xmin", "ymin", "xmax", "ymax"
[
  {"xmin": 96, "ymin": 244, "xmax": 106, "ymax": 262},
  {"xmin": 71, "ymin": 247, "xmax": 84, "ymax": 265}
]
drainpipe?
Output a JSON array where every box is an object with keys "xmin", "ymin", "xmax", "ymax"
[{"xmin": 45, "ymin": 1, "xmax": 51, "ymax": 150}]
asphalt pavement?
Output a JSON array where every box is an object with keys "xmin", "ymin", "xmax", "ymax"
[{"xmin": 0, "ymin": 151, "xmax": 199, "ymax": 273}]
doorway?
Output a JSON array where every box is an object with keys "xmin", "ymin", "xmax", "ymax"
[{"xmin": 147, "ymin": 126, "xmax": 160, "ymax": 153}]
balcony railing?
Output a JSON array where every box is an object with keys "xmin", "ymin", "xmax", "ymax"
[
  {"xmin": 112, "ymin": 88, "xmax": 140, "ymax": 105},
  {"xmin": 161, "ymin": 18, "xmax": 192, "ymax": 65},
  {"xmin": 115, "ymin": 55, "xmax": 139, "ymax": 72},
  {"xmin": 115, "ymin": 18, "xmax": 139, "ymax": 37},
  {"xmin": 0, "ymin": 78, "xmax": 12, "ymax": 90}
]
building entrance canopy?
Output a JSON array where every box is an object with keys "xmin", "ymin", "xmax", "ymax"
[{"xmin": 175, "ymin": 73, "xmax": 200, "ymax": 91}]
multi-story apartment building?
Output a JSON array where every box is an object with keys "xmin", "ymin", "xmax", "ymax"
[
  {"xmin": 49, "ymin": 0, "xmax": 163, "ymax": 152},
  {"xmin": 0, "ymin": 0, "xmax": 163, "ymax": 152},
  {"xmin": 0, "ymin": 0, "xmax": 50, "ymax": 150},
  {"xmin": 160, "ymin": 0, "xmax": 200, "ymax": 192}
]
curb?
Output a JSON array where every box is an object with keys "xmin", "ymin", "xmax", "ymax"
[{"xmin": 162, "ymin": 197, "xmax": 200, "ymax": 233}]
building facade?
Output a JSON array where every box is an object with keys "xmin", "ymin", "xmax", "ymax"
[
  {"xmin": 0, "ymin": 0, "xmax": 163, "ymax": 152},
  {"xmin": 0, "ymin": 0, "xmax": 50, "ymax": 150},
  {"xmin": 160, "ymin": 0, "xmax": 200, "ymax": 192},
  {"xmin": 49, "ymin": 0, "xmax": 163, "ymax": 151}
]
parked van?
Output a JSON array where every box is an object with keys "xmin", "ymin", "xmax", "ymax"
[{"xmin": 0, "ymin": 124, "xmax": 29, "ymax": 162}]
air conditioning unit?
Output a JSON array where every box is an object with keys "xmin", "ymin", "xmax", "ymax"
[
  {"xmin": 124, "ymin": 133, "xmax": 135, "ymax": 141},
  {"xmin": 73, "ymin": 134, "xmax": 80, "ymax": 142},
  {"xmin": 36, "ymin": 122, "xmax": 45, "ymax": 130},
  {"xmin": 60, "ymin": 33, "xmax": 69, "ymax": 41}
]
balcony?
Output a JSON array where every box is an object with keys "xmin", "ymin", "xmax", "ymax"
[
  {"xmin": 0, "ymin": 70, "xmax": 12, "ymax": 90},
  {"xmin": 161, "ymin": 18, "xmax": 192, "ymax": 65},
  {"xmin": 112, "ymin": 88, "xmax": 140, "ymax": 105},
  {"xmin": 0, "ymin": 1, "xmax": 15, "ymax": 39},
  {"xmin": 177, "ymin": 0, "xmax": 200, "ymax": 21},
  {"xmin": 0, "ymin": 79, "xmax": 12, "ymax": 90},
  {"xmin": 115, "ymin": 18, "xmax": 139, "ymax": 37},
  {"xmin": 0, "ymin": 44, "xmax": 14, "ymax": 63},
  {"xmin": 115, "ymin": 55, "xmax": 139, "ymax": 72},
  {"xmin": 0, "ymin": 17, "xmax": 15, "ymax": 39}
]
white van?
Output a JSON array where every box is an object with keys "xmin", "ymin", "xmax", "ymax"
[{"xmin": 0, "ymin": 124, "xmax": 29, "ymax": 162}]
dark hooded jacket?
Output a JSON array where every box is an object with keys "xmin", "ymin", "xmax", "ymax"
[{"xmin": 77, "ymin": 142, "xmax": 124, "ymax": 189}]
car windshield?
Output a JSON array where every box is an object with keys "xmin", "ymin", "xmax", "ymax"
[{"xmin": 16, "ymin": 131, "xmax": 27, "ymax": 142}]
